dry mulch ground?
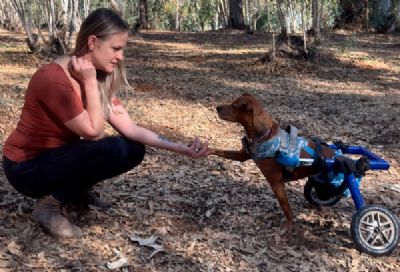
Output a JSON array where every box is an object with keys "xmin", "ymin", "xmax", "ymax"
[{"xmin": 0, "ymin": 28, "xmax": 399, "ymax": 271}]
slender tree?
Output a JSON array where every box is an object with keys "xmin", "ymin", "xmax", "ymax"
[
  {"xmin": 218, "ymin": 0, "xmax": 228, "ymax": 28},
  {"xmin": 276, "ymin": 0, "xmax": 287, "ymax": 37},
  {"xmin": 176, "ymin": 0, "xmax": 180, "ymax": 31},
  {"xmin": 335, "ymin": 0, "xmax": 366, "ymax": 29},
  {"xmin": 137, "ymin": 0, "xmax": 149, "ymax": 29},
  {"xmin": 83, "ymin": 0, "xmax": 91, "ymax": 18},
  {"xmin": 311, "ymin": 0, "xmax": 319, "ymax": 36},
  {"xmin": 10, "ymin": 0, "xmax": 40, "ymax": 52},
  {"xmin": 229, "ymin": 0, "xmax": 245, "ymax": 29},
  {"xmin": 363, "ymin": 0, "xmax": 368, "ymax": 31},
  {"xmin": 396, "ymin": 0, "xmax": 400, "ymax": 31}
]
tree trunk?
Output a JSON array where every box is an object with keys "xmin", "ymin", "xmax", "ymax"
[
  {"xmin": 276, "ymin": 0, "xmax": 287, "ymax": 37},
  {"xmin": 108, "ymin": 0, "xmax": 123, "ymax": 16},
  {"xmin": 175, "ymin": 0, "xmax": 180, "ymax": 31},
  {"xmin": 83, "ymin": 0, "xmax": 90, "ymax": 18},
  {"xmin": 319, "ymin": 0, "xmax": 324, "ymax": 34},
  {"xmin": 0, "ymin": 1, "xmax": 16, "ymax": 29},
  {"xmin": 10, "ymin": 0, "xmax": 41, "ymax": 52},
  {"xmin": 311, "ymin": 0, "xmax": 320, "ymax": 37},
  {"xmin": 219, "ymin": 0, "xmax": 228, "ymax": 28},
  {"xmin": 214, "ymin": 0, "xmax": 219, "ymax": 30},
  {"xmin": 45, "ymin": 0, "xmax": 56, "ymax": 39},
  {"xmin": 364, "ymin": 0, "xmax": 368, "ymax": 31},
  {"xmin": 335, "ymin": 0, "xmax": 365, "ymax": 29},
  {"xmin": 287, "ymin": 0, "xmax": 295, "ymax": 33},
  {"xmin": 228, "ymin": 0, "xmax": 245, "ymax": 29},
  {"xmin": 66, "ymin": 0, "xmax": 79, "ymax": 50},
  {"xmin": 301, "ymin": 0, "xmax": 307, "ymax": 51},
  {"xmin": 137, "ymin": 0, "xmax": 149, "ymax": 29},
  {"xmin": 371, "ymin": 0, "xmax": 394, "ymax": 33},
  {"xmin": 252, "ymin": 0, "xmax": 261, "ymax": 31},
  {"xmin": 244, "ymin": 0, "xmax": 250, "ymax": 26},
  {"xmin": 396, "ymin": 0, "xmax": 400, "ymax": 30}
]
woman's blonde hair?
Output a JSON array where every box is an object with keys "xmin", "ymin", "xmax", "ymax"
[{"xmin": 73, "ymin": 8, "xmax": 130, "ymax": 116}]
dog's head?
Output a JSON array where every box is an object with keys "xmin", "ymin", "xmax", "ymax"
[{"xmin": 216, "ymin": 93, "xmax": 276, "ymax": 139}]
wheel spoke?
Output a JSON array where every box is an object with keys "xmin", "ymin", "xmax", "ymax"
[
  {"xmin": 354, "ymin": 206, "xmax": 398, "ymax": 253},
  {"xmin": 376, "ymin": 212, "xmax": 382, "ymax": 227},
  {"xmin": 360, "ymin": 221, "xmax": 375, "ymax": 229},
  {"xmin": 360, "ymin": 225, "xmax": 374, "ymax": 234},
  {"xmin": 381, "ymin": 228, "xmax": 394, "ymax": 244},
  {"xmin": 368, "ymin": 232, "xmax": 380, "ymax": 245},
  {"xmin": 380, "ymin": 221, "xmax": 393, "ymax": 229},
  {"xmin": 363, "ymin": 229, "xmax": 375, "ymax": 243}
]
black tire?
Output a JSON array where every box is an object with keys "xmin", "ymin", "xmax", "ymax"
[
  {"xmin": 304, "ymin": 178, "xmax": 342, "ymax": 207},
  {"xmin": 351, "ymin": 205, "xmax": 399, "ymax": 256}
]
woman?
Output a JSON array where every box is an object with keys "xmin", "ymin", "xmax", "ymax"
[{"xmin": 2, "ymin": 8, "xmax": 210, "ymax": 238}]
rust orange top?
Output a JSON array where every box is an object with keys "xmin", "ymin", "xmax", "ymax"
[
  {"xmin": 4, "ymin": 63, "xmax": 85, "ymax": 162},
  {"xmin": 4, "ymin": 63, "xmax": 123, "ymax": 162}
]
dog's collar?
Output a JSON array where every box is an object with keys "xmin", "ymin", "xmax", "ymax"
[{"xmin": 248, "ymin": 128, "xmax": 273, "ymax": 144}]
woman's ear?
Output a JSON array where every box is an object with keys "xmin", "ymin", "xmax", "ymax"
[{"xmin": 87, "ymin": 35, "xmax": 97, "ymax": 51}]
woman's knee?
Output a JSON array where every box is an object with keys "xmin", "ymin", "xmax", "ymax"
[
  {"xmin": 110, "ymin": 136, "xmax": 145, "ymax": 168},
  {"xmin": 126, "ymin": 140, "xmax": 146, "ymax": 167}
]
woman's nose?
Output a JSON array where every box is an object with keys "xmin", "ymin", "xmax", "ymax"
[{"xmin": 116, "ymin": 51, "xmax": 124, "ymax": 61}]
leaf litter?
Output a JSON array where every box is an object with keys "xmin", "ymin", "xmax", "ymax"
[{"xmin": 0, "ymin": 29, "xmax": 399, "ymax": 271}]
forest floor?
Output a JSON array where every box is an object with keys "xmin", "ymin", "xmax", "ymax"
[{"xmin": 0, "ymin": 28, "xmax": 399, "ymax": 271}]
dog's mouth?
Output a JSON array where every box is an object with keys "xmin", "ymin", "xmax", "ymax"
[{"xmin": 216, "ymin": 106, "xmax": 228, "ymax": 120}]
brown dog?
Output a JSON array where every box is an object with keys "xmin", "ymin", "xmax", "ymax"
[{"xmin": 212, "ymin": 93, "xmax": 335, "ymax": 231}]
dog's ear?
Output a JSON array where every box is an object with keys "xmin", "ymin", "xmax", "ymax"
[{"xmin": 233, "ymin": 99, "xmax": 253, "ymax": 112}]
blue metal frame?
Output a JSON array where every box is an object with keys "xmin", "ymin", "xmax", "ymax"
[{"xmin": 324, "ymin": 145, "xmax": 390, "ymax": 210}]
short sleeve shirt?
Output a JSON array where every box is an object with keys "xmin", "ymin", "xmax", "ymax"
[{"xmin": 3, "ymin": 63, "xmax": 84, "ymax": 162}]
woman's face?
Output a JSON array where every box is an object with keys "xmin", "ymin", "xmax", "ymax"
[{"xmin": 90, "ymin": 31, "xmax": 129, "ymax": 73}]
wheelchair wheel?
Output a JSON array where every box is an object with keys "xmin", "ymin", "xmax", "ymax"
[
  {"xmin": 304, "ymin": 178, "xmax": 342, "ymax": 207},
  {"xmin": 351, "ymin": 205, "xmax": 399, "ymax": 256}
]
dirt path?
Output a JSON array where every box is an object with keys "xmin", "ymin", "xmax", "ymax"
[{"xmin": 0, "ymin": 29, "xmax": 399, "ymax": 271}]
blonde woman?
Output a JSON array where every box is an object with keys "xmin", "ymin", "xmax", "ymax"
[{"xmin": 2, "ymin": 8, "xmax": 210, "ymax": 238}]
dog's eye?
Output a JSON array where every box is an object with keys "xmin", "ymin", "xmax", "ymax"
[
  {"xmin": 233, "ymin": 102, "xmax": 252, "ymax": 112},
  {"xmin": 233, "ymin": 102, "xmax": 247, "ymax": 109}
]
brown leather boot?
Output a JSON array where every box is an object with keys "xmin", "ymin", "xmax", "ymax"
[{"xmin": 32, "ymin": 196, "xmax": 83, "ymax": 238}]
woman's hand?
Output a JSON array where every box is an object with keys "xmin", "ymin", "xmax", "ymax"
[
  {"xmin": 68, "ymin": 56, "xmax": 97, "ymax": 86},
  {"xmin": 181, "ymin": 137, "xmax": 211, "ymax": 158}
]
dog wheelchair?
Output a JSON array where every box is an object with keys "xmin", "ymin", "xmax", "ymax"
[{"xmin": 301, "ymin": 143, "xmax": 399, "ymax": 256}]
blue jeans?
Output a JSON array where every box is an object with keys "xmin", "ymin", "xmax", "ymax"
[{"xmin": 3, "ymin": 136, "xmax": 145, "ymax": 204}]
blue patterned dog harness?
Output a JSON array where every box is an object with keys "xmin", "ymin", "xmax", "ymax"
[{"xmin": 242, "ymin": 126, "xmax": 311, "ymax": 167}]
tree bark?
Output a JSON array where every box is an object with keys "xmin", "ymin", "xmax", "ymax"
[
  {"xmin": 301, "ymin": 0, "xmax": 307, "ymax": 51},
  {"xmin": 66, "ymin": 0, "xmax": 79, "ymax": 51},
  {"xmin": 228, "ymin": 0, "xmax": 245, "ymax": 29},
  {"xmin": 311, "ymin": 0, "xmax": 320, "ymax": 37},
  {"xmin": 108, "ymin": 0, "xmax": 123, "ymax": 16},
  {"xmin": 83, "ymin": 0, "xmax": 90, "ymax": 18},
  {"xmin": 137, "ymin": 0, "xmax": 149, "ymax": 29},
  {"xmin": 396, "ymin": 0, "xmax": 400, "ymax": 30},
  {"xmin": 244, "ymin": 0, "xmax": 250, "ymax": 26},
  {"xmin": 10, "ymin": 0, "xmax": 40, "ymax": 52},
  {"xmin": 276, "ymin": 0, "xmax": 287, "ymax": 37},
  {"xmin": 287, "ymin": 0, "xmax": 295, "ymax": 33},
  {"xmin": 175, "ymin": 0, "xmax": 180, "ymax": 31},
  {"xmin": 0, "ymin": 0, "xmax": 16, "ymax": 29},
  {"xmin": 371, "ymin": 0, "xmax": 394, "ymax": 33},
  {"xmin": 335, "ymin": 0, "xmax": 365, "ymax": 29},
  {"xmin": 219, "ymin": 0, "xmax": 228, "ymax": 28},
  {"xmin": 364, "ymin": 0, "xmax": 368, "ymax": 31}
]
